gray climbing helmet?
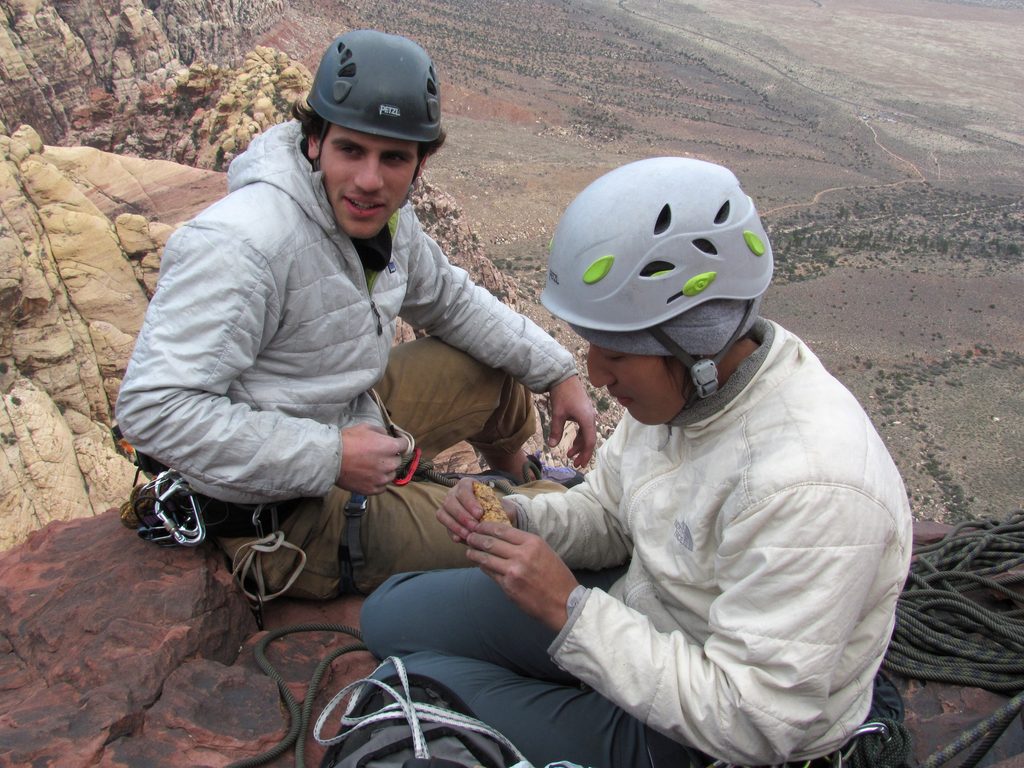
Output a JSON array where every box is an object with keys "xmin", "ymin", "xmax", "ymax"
[
  {"xmin": 541, "ymin": 157, "xmax": 773, "ymax": 333},
  {"xmin": 308, "ymin": 29, "xmax": 442, "ymax": 142}
]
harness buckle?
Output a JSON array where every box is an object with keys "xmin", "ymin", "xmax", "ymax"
[
  {"xmin": 344, "ymin": 493, "xmax": 368, "ymax": 518},
  {"xmin": 340, "ymin": 493, "xmax": 369, "ymax": 595}
]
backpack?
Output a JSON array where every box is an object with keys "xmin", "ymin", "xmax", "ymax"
[{"xmin": 315, "ymin": 656, "xmax": 528, "ymax": 768}]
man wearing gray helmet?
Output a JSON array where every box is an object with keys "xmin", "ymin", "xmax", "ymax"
[
  {"xmin": 361, "ymin": 158, "xmax": 913, "ymax": 767},
  {"xmin": 115, "ymin": 30, "xmax": 596, "ymax": 602}
]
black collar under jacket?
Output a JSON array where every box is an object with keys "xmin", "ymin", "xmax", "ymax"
[{"xmin": 351, "ymin": 224, "xmax": 394, "ymax": 273}]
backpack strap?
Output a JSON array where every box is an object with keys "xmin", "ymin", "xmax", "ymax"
[{"xmin": 314, "ymin": 656, "xmax": 527, "ymax": 766}]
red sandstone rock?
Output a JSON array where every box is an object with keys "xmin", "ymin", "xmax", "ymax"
[
  {"xmin": 1, "ymin": 512, "xmax": 1022, "ymax": 767},
  {"xmin": 0, "ymin": 509, "xmax": 372, "ymax": 767}
]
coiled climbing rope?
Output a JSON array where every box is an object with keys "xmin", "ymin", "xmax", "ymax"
[
  {"xmin": 883, "ymin": 510, "xmax": 1024, "ymax": 768},
  {"xmin": 226, "ymin": 623, "xmax": 366, "ymax": 768}
]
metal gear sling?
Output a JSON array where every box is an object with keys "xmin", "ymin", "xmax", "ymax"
[{"xmin": 116, "ymin": 426, "xmax": 302, "ymax": 549}]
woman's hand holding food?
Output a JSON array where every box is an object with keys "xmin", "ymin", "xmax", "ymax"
[{"xmin": 437, "ymin": 479, "xmax": 579, "ymax": 630}]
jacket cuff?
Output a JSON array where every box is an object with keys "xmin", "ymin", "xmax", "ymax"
[
  {"xmin": 548, "ymin": 586, "xmax": 591, "ymax": 661},
  {"xmin": 505, "ymin": 496, "xmax": 530, "ymax": 531},
  {"xmin": 544, "ymin": 367, "xmax": 580, "ymax": 393}
]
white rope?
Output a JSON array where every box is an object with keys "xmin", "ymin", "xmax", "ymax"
[
  {"xmin": 368, "ymin": 388, "xmax": 416, "ymax": 460},
  {"xmin": 230, "ymin": 530, "xmax": 307, "ymax": 604},
  {"xmin": 313, "ymin": 656, "xmax": 527, "ymax": 763}
]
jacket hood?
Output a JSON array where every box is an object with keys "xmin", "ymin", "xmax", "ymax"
[{"xmin": 226, "ymin": 121, "xmax": 337, "ymax": 233}]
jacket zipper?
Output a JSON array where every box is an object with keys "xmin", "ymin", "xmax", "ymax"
[
  {"xmin": 365, "ymin": 269, "xmax": 383, "ymax": 335},
  {"xmin": 363, "ymin": 211, "xmax": 399, "ymax": 338},
  {"xmin": 370, "ymin": 299, "xmax": 383, "ymax": 335}
]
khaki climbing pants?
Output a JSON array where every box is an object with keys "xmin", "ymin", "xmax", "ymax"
[{"xmin": 217, "ymin": 337, "xmax": 566, "ymax": 600}]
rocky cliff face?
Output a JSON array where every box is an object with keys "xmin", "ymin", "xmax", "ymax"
[
  {"xmin": 166, "ymin": 46, "xmax": 311, "ymax": 170},
  {"xmin": 0, "ymin": 122, "xmax": 215, "ymax": 550},
  {"xmin": 0, "ymin": 0, "xmax": 285, "ymax": 149}
]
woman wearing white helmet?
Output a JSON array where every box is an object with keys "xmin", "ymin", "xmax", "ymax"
[{"xmin": 361, "ymin": 158, "xmax": 913, "ymax": 767}]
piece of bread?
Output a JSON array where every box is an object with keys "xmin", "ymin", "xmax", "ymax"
[{"xmin": 472, "ymin": 481, "xmax": 511, "ymax": 525}]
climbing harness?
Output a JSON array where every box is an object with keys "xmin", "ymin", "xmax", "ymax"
[
  {"xmin": 340, "ymin": 493, "xmax": 368, "ymax": 595},
  {"xmin": 315, "ymin": 655, "xmax": 528, "ymax": 767},
  {"xmin": 119, "ymin": 466, "xmax": 307, "ymax": 626},
  {"xmin": 117, "ymin": 388, "xmax": 565, "ymax": 610},
  {"xmin": 337, "ymin": 391, "xmax": 422, "ymax": 595},
  {"xmin": 882, "ymin": 510, "xmax": 1024, "ymax": 768},
  {"xmin": 228, "ymin": 629, "xmax": 534, "ymax": 768}
]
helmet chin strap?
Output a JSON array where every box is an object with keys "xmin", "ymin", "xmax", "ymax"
[{"xmin": 648, "ymin": 299, "xmax": 757, "ymax": 407}]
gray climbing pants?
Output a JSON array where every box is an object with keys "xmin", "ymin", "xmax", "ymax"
[{"xmin": 360, "ymin": 567, "xmax": 705, "ymax": 768}]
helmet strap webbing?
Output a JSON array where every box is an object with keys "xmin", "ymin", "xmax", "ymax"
[{"xmin": 648, "ymin": 299, "xmax": 758, "ymax": 406}]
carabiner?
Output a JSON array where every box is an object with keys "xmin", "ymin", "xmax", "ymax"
[
  {"xmin": 853, "ymin": 721, "xmax": 890, "ymax": 739},
  {"xmin": 149, "ymin": 470, "xmax": 207, "ymax": 547},
  {"xmin": 393, "ymin": 447, "xmax": 422, "ymax": 486}
]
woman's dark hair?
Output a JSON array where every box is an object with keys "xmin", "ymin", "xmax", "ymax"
[{"xmin": 291, "ymin": 99, "xmax": 447, "ymax": 161}]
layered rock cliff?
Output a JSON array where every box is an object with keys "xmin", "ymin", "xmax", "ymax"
[
  {"xmin": 0, "ymin": 0, "xmax": 285, "ymax": 149},
  {"xmin": 0, "ymin": 122, "xmax": 198, "ymax": 550}
]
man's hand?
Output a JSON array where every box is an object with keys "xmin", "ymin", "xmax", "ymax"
[
  {"xmin": 436, "ymin": 478, "xmax": 518, "ymax": 544},
  {"xmin": 547, "ymin": 375, "xmax": 597, "ymax": 468},
  {"xmin": 466, "ymin": 522, "xmax": 579, "ymax": 631},
  {"xmin": 337, "ymin": 423, "xmax": 409, "ymax": 495}
]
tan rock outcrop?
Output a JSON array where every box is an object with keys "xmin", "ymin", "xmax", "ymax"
[
  {"xmin": 0, "ymin": 0, "xmax": 285, "ymax": 150},
  {"xmin": 173, "ymin": 46, "xmax": 312, "ymax": 170},
  {"xmin": 0, "ymin": 124, "xmax": 225, "ymax": 549}
]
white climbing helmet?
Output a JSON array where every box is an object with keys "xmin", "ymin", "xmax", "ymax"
[{"xmin": 541, "ymin": 156, "xmax": 773, "ymax": 332}]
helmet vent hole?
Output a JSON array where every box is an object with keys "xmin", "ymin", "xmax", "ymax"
[
  {"xmin": 338, "ymin": 62, "xmax": 356, "ymax": 78},
  {"xmin": 640, "ymin": 260, "xmax": 675, "ymax": 278},
  {"xmin": 693, "ymin": 238, "xmax": 718, "ymax": 255},
  {"xmin": 653, "ymin": 204, "xmax": 672, "ymax": 235},
  {"xmin": 714, "ymin": 201, "xmax": 730, "ymax": 224}
]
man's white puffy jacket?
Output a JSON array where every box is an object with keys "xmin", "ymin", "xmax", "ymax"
[
  {"xmin": 116, "ymin": 121, "xmax": 575, "ymax": 504},
  {"xmin": 518, "ymin": 321, "xmax": 913, "ymax": 765}
]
